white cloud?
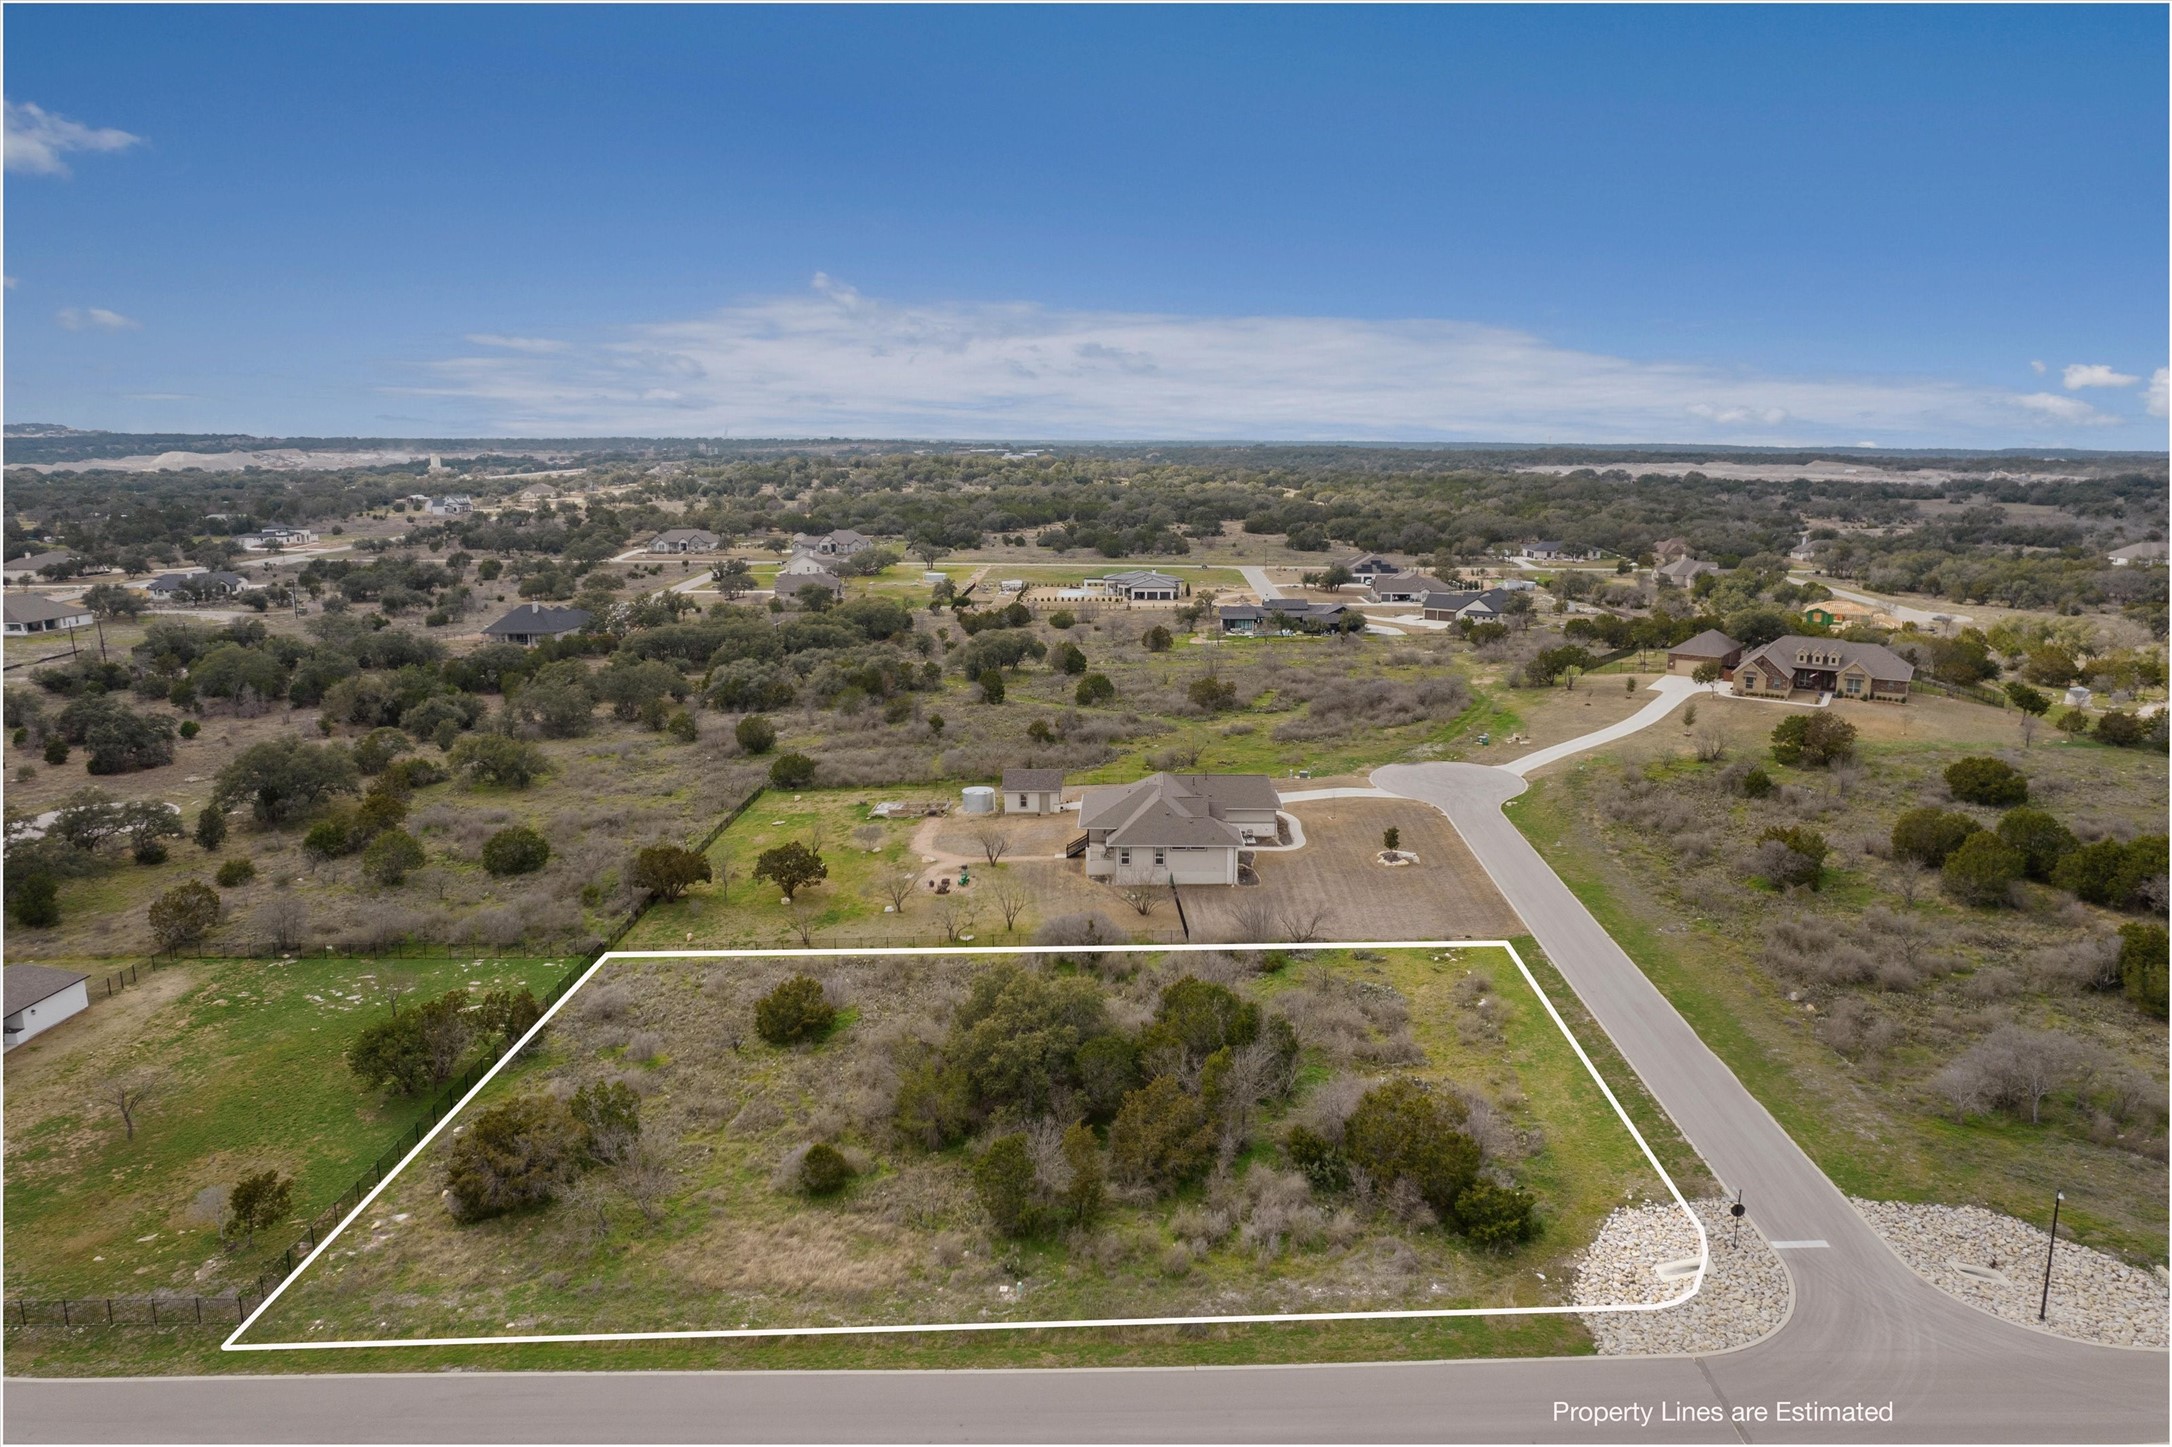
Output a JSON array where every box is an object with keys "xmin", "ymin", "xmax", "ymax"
[
  {"xmin": 2062, "ymin": 363, "xmax": 2139, "ymax": 391},
  {"xmin": 56, "ymin": 307, "xmax": 140, "ymax": 332},
  {"xmin": 2148, "ymin": 368, "xmax": 2169, "ymax": 419},
  {"xmin": 401, "ymin": 277, "xmax": 2157, "ymax": 443},
  {"xmin": 2014, "ymin": 392, "xmax": 2115, "ymax": 425},
  {"xmin": 2030, "ymin": 359, "xmax": 2047, "ymax": 375},
  {"xmin": 5, "ymin": 100, "xmax": 139, "ymax": 176},
  {"xmin": 463, "ymin": 333, "xmax": 573, "ymax": 354}
]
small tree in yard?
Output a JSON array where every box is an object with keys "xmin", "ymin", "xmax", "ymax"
[
  {"xmin": 990, "ymin": 875, "xmax": 1029, "ymax": 931},
  {"xmin": 148, "ymin": 880, "xmax": 222, "ymax": 951},
  {"xmin": 1770, "ymin": 713, "xmax": 1857, "ymax": 768},
  {"xmin": 735, "ymin": 715, "xmax": 777, "ymax": 755},
  {"xmin": 768, "ymin": 752, "xmax": 817, "ymax": 788},
  {"xmin": 103, "ymin": 1069, "xmax": 166, "ymax": 1141},
  {"xmin": 753, "ymin": 840, "xmax": 827, "ymax": 900},
  {"xmin": 632, "ymin": 845, "xmax": 713, "ymax": 901},
  {"xmin": 1941, "ymin": 831, "xmax": 2024, "ymax": 908},
  {"xmin": 1188, "ymin": 675, "xmax": 1237, "ymax": 712},
  {"xmin": 1116, "ymin": 884, "xmax": 1160, "ymax": 916},
  {"xmin": 1142, "ymin": 625, "xmax": 1174, "ymax": 653},
  {"xmin": 1753, "ymin": 827, "xmax": 1828, "ymax": 890},
  {"xmin": 970, "ymin": 823, "xmax": 1011, "ymax": 864},
  {"xmin": 194, "ymin": 806, "xmax": 227, "ymax": 852},
  {"xmin": 755, "ymin": 975, "xmax": 836, "ymax": 1045},
  {"xmin": 444, "ymin": 1094, "xmax": 586, "ymax": 1221},
  {"xmin": 361, "ymin": 828, "xmax": 426, "ymax": 886},
  {"xmin": 1945, "ymin": 756, "xmax": 2028, "ymax": 807},
  {"xmin": 978, "ymin": 670, "xmax": 1006, "ymax": 704},
  {"xmin": 225, "ymin": 1170, "xmax": 293, "ymax": 1247},
  {"xmin": 1383, "ymin": 827, "xmax": 1401, "ymax": 853}
]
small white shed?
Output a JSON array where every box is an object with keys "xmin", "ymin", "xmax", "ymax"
[{"xmin": 4, "ymin": 965, "xmax": 90, "ymax": 1049}]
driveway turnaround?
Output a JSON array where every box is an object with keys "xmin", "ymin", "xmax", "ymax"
[{"xmin": 9, "ymin": 762, "xmax": 2163, "ymax": 1444}]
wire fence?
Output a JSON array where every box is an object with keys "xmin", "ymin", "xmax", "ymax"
[
  {"xmin": 1910, "ymin": 677, "xmax": 2009, "ymax": 708},
  {"xmin": 7, "ymin": 1296, "xmax": 258, "ymax": 1330}
]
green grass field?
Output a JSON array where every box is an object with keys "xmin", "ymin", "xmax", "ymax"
[{"xmin": 2, "ymin": 953, "xmax": 570, "ymax": 1303}]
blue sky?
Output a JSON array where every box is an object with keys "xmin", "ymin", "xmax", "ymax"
[{"xmin": 6, "ymin": 5, "xmax": 2166, "ymax": 445}]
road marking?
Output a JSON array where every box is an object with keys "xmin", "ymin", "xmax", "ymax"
[{"xmin": 1770, "ymin": 1240, "xmax": 1830, "ymax": 1249}]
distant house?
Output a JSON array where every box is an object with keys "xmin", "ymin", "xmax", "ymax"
[
  {"xmin": 2109, "ymin": 540, "xmax": 2168, "ymax": 567},
  {"xmin": 1002, "ymin": 768, "xmax": 1066, "ymax": 816},
  {"xmin": 1219, "ymin": 598, "xmax": 1349, "ymax": 635},
  {"xmin": 1078, "ymin": 773, "xmax": 1282, "ymax": 886},
  {"xmin": 235, "ymin": 526, "xmax": 317, "ymax": 551},
  {"xmin": 2065, "ymin": 685, "xmax": 2092, "ymax": 708},
  {"xmin": 426, "ymin": 495, "xmax": 473, "ymax": 516},
  {"xmin": 648, "ymin": 528, "xmax": 721, "ymax": 554},
  {"xmin": 792, "ymin": 528, "xmax": 876, "ymax": 558},
  {"xmin": 4, "ymin": 966, "xmax": 90, "ymax": 1049},
  {"xmin": 145, "ymin": 570, "xmax": 248, "ymax": 601},
  {"xmin": 1666, "ymin": 629, "xmax": 1743, "ymax": 676},
  {"xmin": 1366, "ymin": 573, "xmax": 1450, "ymax": 605},
  {"xmin": 3, "ymin": 593, "xmax": 94, "ymax": 636},
  {"xmin": 1651, "ymin": 537, "xmax": 1692, "ymax": 563},
  {"xmin": 480, "ymin": 602, "xmax": 592, "ymax": 645},
  {"xmin": 1801, "ymin": 598, "xmax": 1893, "ymax": 630},
  {"xmin": 3, "ymin": 550, "xmax": 79, "ymax": 583},
  {"xmin": 1733, "ymin": 635, "xmax": 1912, "ymax": 703},
  {"xmin": 1419, "ymin": 587, "xmax": 1516, "ymax": 624},
  {"xmin": 1654, "ymin": 557, "xmax": 1720, "ymax": 587},
  {"xmin": 1518, "ymin": 540, "xmax": 1599, "ymax": 562},
  {"xmin": 1788, "ymin": 532, "xmax": 1822, "ymax": 565},
  {"xmin": 778, "ymin": 565, "xmax": 845, "ymax": 600},
  {"xmin": 1341, "ymin": 554, "xmax": 1400, "ymax": 584},
  {"xmin": 1097, "ymin": 570, "xmax": 1186, "ymax": 603}
]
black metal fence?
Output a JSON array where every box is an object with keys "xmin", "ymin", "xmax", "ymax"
[
  {"xmin": 8, "ymin": 1296, "xmax": 256, "ymax": 1329},
  {"xmin": 1910, "ymin": 677, "xmax": 2008, "ymax": 708}
]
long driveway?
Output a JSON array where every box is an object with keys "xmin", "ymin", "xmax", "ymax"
[{"xmin": 10, "ymin": 760, "xmax": 2165, "ymax": 1443}]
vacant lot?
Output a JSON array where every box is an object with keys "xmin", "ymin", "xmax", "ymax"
[
  {"xmin": 2, "ymin": 953, "xmax": 567, "ymax": 1300},
  {"xmin": 1511, "ymin": 693, "xmax": 2168, "ymax": 1262},
  {"xmin": 250, "ymin": 945, "xmax": 1677, "ymax": 1344}
]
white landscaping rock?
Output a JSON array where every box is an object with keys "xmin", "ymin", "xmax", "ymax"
[
  {"xmin": 1852, "ymin": 1198, "xmax": 2168, "ymax": 1349},
  {"xmin": 1573, "ymin": 1198, "xmax": 1789, "ymax": 1355}
]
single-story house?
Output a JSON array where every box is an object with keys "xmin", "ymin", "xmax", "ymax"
[
  {"xmin": 1219, "ymin": 599, "xmax": 1349, "ymax": 635},
  {"xmin": 1078, "ymin": 773, "xmax": 1282, "ymax": 886},
  {"xmin": 1420, "ymin": 587, "xmax": 1515, "ymax": 624},
  {"xmin": 792, "ymin": 528, "xmax": 876, "ymax": 558},
  {"xmin": 1654, "ymin": 557, "xmax": 1720, "ymax": 587},
  {"xmin": 235, "ymin": 526, "xmax": 317, "ymax": 550},
  {"xmin": 1098, "ymin": 570, "xmax": 1187, "ymax": 603},
  {"xmin": 3, "ymin": 593, "xmax": 94, "ymax": 636},
  {"xmin": 1788, "ymin": 532, "xmax": 1822, "ymax": 564},
  {"xmin": 145, "ymin": 570, "xmax": 249, "ymax": 601},
  {"xmin": 426, "ymin": 495, "xmax": 474, "ymax": 516},
  {"xmin": 1734, "ymin": 635, "xmax": 1913, "ymax": 703},
  {"xmin": 1666, "ymin": 628, "xmax": 1744, "ymax": 675},
  {"xmin": 2109, "ymin": 540, "xmax": 2168, "ymax": 567},
  {"xmin": 1342, "ymin": 554, "xmax": 1400, "ymax": 584},
  {"xmin": 1801, "ymin": 598, "xmax": 1893, "ymax": 630},
  {"xmin": 649, "ymin": 528, "xmax": 722, "ymax": 554},
  {"xmin": 1651, "ymin": 537, "xmax": 1692, "ymax": 563},
  {"xmin": 780, "ymin": 567, "xmax": 845, "ymax": 600},
  {"xmin": 1002, "ymin": 768, "xmax": 1066, "ymax": 815},
  {"xmin": 1518, "ymin": 540, "xmax": 1600, "ymax": 562},
  {"xmin": 1366, "ymin": 573, "xmax": 1451, "ymax": 605},
  {"xmin": 5, "ymin": 965, "xmax": 90, "ymax": 1049},
  {"xmin": 3, "ymin": 550, "xmax": 79, "ymax": 583},
  {"xmin": 480, "ymin": 602, "xmax": 593, "ymax": 645}
]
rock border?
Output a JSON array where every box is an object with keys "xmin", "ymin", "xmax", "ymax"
[{"xmin": 1573, "ymin": 1198, "xmax": 1790, "ymax": 1356}]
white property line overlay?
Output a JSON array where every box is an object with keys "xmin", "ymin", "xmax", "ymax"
[{"xmin": 225, "ymin": 940, "xmax": 1709, "ymax": 1353}]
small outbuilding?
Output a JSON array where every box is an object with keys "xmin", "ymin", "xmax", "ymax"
[
  {"xmin": 1666, "ymin": 629, "xmax": 1744, "ymax": 676},
  {"xmin": 1002, "ymin": 768, "xmax": 1066, "ymax": 815},
  {"xmin": 4, "ymin": 965, "xmax": 90, "ymax": 1049}
]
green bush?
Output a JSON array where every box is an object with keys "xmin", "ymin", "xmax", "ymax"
[
  {"xmin": 147, "ymin": 880, "xmax": 222, "ymax": 950},
  {"xmin": 1075, "ymin": 672, "xmax": 1116, "ymax": 706},
  {"xmin": 1285, "ymin": 1123, "xmax": 1352, "ymax": 1193},
  {"xmin": 755, "ymin": 975, "xmax": 836, "ymax": 1045},
  {"xmin": 734, "ymin": 714, "xmax": 778, "ymax": 755},
  {"xmin": 971, "ymin": 1133, "xmax": 1038, "ymax": 1234},
  {"xmin": 178, "ymin": 720, "xmax": 201, "ymax": 740},
  {"xmin": 449, "ymin": 733, "xmax": 547, "ymax": 788},
  {"xmin": 1769, "ymin": 712, "xmax": 1857, "ymax": 768},
  {"xmin": 1342, "ymin": 1078, "xmax": 1480, "ymax": 1219},
  {"xmin": 214, "ymin": 857, "xmax": 256, "ymax": 888},
  {"xmin": 1995, "ymin": 808, "xmax": 2078, "ymax": 882},
  {"xmin": 798, "ymin": 1142, "xmax": 854, "ymax": 1197},
  {"xmin": 631, "ymin": 843, "xmax": 713, "ymax": 901},
  {"xmin": 1945, "ymin": 756, "xmax": 2028, "ymax": 807},
  {"xmin": 978, "ymin": 670, "xmax": 1006, "ymax": 704},
  {"xmin": 444, "ymin": 1094, "xmax": 586, "ymax": 1221},
  {"xmin": 360, "ymin": 828, "xmax": 426, "ymax": 886},
  {"xmin": 302, "ymin": 809, "xmax": 363, "ymax": 862},
  {"xmin": 346, "ymin": 990, "xmax": 475, "ymax": 1095},
  {"xmin": 1941, "ymin": 831, "xmax": 2024, "ymax": 907},
  {"xmin": 769, "ymin": 751, "xmax": 817, "ymax": 788},
  {"xmin": 1054, "ymin": 641, "xmax": 1088, "ymax": 674},
  {"xmin": 194, "ymin": 805, "xmax": 227, "ymax": 852},
  {"xmin": 570, "ymin": 1080, "xmax": 642, "ymax": 1162},
  {"xmin": 9, "ymin": 873, "xmax": 60, "ymax": 927},
  {"xmin": 1048, "ymin": 610, "xmax": 1077, "ymax": 630},
  {"xmin": 1454, "ymin": 1180, "xmax": 1540, "ymax": 1250},
  {"xmin": 1141, "ymin": 625, "xmax": 1174, "ymax": 652},
  {"xmin": 1187, "ymin": 676, "xmax": 1238, "ymax": 712},
  {"xmin": 2052, "ymin": 835, "xmax": 2168, "ymax": 911},
  {"xmin": 1108, "ymin": 1075, "xmax": 1215, "ymax": 1192},
  {"xmin": 1755, "ymin": 825, "xmax": 1829, "ymax": 890},
  {"xmin": 1739, "ymin": 765, "xmax": 1773, "ymax": 799},
  {"xmin": 1890, "ymin": 807, "xmax": 1980, "ymax": 868},
  {"xmin": 352, "ymin": 727, "xmax": 413, "ymax": 775},
  {"xmin": 752, "ymin": 840, "xmax": 827, "ymax": 900},
  {"xmin": 2093, "ymin": 710, "xmax": 2151, "ymax": 748},
  {"xmin": 481, "ymin": 825, "xmax": 551, "ymax": 877},
  {"xmin": 2118, "ymin": 922, "xmax": 2168, "ymax": 1018},
  {"xmin": 42, "ymin": 735, "xmax": 68, "ymax": 766}
]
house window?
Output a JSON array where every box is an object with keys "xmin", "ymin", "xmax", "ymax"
[
  {"xmin": 1153, "ymin": 849, "xmax": 1166, "ymax": 867},
  {"xmin": 1017, "ymin": 795, "xmax": 1030, "ymax": 808},
  {"xmin": 1119, "ymin": 849, "xmax": 1131, "ymax": 866}
]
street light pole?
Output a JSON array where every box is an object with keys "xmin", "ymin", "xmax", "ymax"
[{"xmin": 2039, "ymin": 1190, "xmax": 2065, "ymax": 1322}]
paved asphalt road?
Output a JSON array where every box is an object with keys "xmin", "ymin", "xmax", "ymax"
[{"xmin": 12, "ymin": 762, "xmax": 2165, "ymax": 1443}]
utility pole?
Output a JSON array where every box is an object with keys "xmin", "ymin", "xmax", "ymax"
[{"xmin": 2039, "ymin": 1190, "xmax": 2065, "ymax": 1321}]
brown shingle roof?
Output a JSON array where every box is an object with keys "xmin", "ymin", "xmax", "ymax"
[{"xmin": 1002, "ymin": 768, "xmax": 1065, "ymax": 793}]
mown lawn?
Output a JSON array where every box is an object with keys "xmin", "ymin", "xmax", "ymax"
[{"xmin": 2, "ymin": 953, "xmax": 570, "ymax": 1302}]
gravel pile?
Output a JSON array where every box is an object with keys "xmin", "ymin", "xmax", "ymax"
[
  {"xmin": 1852, "ymin": 1198, "xmax": 2168, "ymax": 1349},
  {"xmin": 1572, "ymin": 1198, "xmax": 1789, "ymax": 1355}
]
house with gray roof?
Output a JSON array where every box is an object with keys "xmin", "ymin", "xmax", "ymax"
[
  {"xmin": 1096, "ymin": 570, "xmax": 1186, "ymax": 602},
  {"xmin": 3, "ymin": 593, "xmax": 93, "ymax": 636},
  {"xmin": 1666, "ymin": 629, "xmax": 1744, "ymax": 675},
  {"xmin": 1366, "ymin": 573, "xmax": 1450, "ymax": 605},
  {"xmin": 5, "ymin": 966, "xmax": 90, "ymax": 1049},
  {"xmin": 792, "ymin": 528, "xmax": 876, "ymax": 558},
  {"xmin": 145, "ymin": 570, "xmax": 249, "ymax": 600},
  {"xmin": 480, "ymin": 602, "xmax": 593, "ymax": 645},
  {"xmin": 1219, "ymin": 598, "xmax": 1350, "ymax": 635},
  {"xmin": 1001, "ymin": 767, "xmax": 1066, "ymax": 815},
  {"xmin": 1734, "ymin": 635, "xmax": 1913, "ymax": 703},
  {"xmin": 648, "ymin": 528, "xmax": 721, "ymax": 554},
  {"xmin": 4, "ymin": 549, "xmax": 81, "ymax": 583},
  {"xmin": 1419, "ymin": 587, "xmax": 1515, "ymax": 624},
  {"xmin": 1654, "ymin": 556, "xmax": 1721, "ymax": 586},
  {"xmin": 1077, "ymin": 773, "xmax": 1281, "ymax": 886}
]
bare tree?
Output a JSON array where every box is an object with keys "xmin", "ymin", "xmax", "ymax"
[
  {"xmin": 784, "ymin": 897, "xmax": 821, "ymax": 948},
  {"xmin": 614, "ymin": 1141, "xmax": 676, "ymax": 1226},
  {"xmin": 379, "ymin": 972, "xmax": 420, "ymax": 1016},
  {"xmin": 970, "ymin": 823, "xmax": 1011, "ymax": 865},
  {"xmin": 255, "ymin": 894, "xmax": 310, "ymax": 954},
  {"xmin": 851, "ymin": 823, "xmax": 885, "ymax": 853},
  {"xmin": 102, "ymin": 1069, "xmax": 167, "ymax": 1142},
  {"xmin": 1693, "ymin": 719, "xmax": 1727, "ymax": 763},
  {"xmin": 934, "ymin": 896, "xmax": 978, "ymax": 943},
  {"xmin": 990, "ymin": 875, "xmax": 1029, "ymax": 932},
  {"xmin": 1226, "ymin": 892, "xmax": 1278, "ymax": 943},
  {"xmin": 1891, "ymin": 859, "xmax": 1928, "ymax": 908},
  {"xmin": 875, "ymin": 871, "xmax": 917, "ymax": 915},
  {"xmin": 1115, "ymin": 884, "xmax": 1159, "ymax": 917},
  {"xmin": 2016, "ymin": 712, "xmax": 2039, "ymax": 749},
  {"xmin": 1276, "ymin": 904, "xmax": 1333, "ymax": 944}
]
